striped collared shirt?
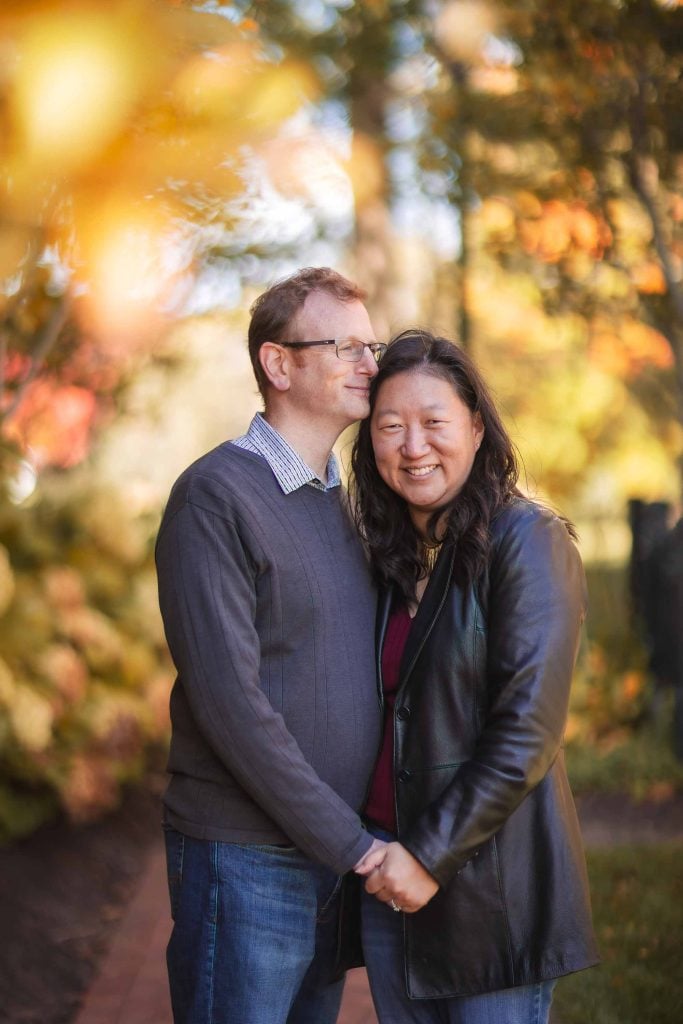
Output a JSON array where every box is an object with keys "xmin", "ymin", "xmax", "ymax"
[{"xmin": 231, "ymin": 412, "xmax": 341, "ymax": 494}]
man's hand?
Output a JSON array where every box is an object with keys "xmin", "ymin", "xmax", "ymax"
[
  {"xmin": 353, "ymin": 837, "xmax": 387, "ymax": 873},
  {"xmin": 358, "ymin": 842, "xmax": 439, "ymax": 913}
]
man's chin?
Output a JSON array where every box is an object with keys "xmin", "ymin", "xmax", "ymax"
[{"xmin": 348, "ymin": 396, "xmax": 371, "ymax": 418}]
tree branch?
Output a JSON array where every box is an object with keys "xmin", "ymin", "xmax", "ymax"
[{"xmin": 1, "ymin": 298, "xmax": 69, "ymax": 426}]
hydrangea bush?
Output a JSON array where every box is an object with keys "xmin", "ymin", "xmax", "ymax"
[{"xmin": 0, "ymin": 480, "xmax": 172, "ymax": 841}]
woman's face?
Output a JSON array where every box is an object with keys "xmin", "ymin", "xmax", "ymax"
[{"xmin": 370, "ymin": 369, "xmax": 485, "ymax": 535}]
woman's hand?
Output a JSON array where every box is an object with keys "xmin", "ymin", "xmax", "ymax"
[{"xmin": 357, "ymin": 842, "xmax": 439, "ymax": 913}]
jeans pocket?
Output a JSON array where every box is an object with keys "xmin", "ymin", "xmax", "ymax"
[
  {"xmin": 234, "ymin": 842, "xmax": 299, "ymax": 854},
  {"xmin": 164, "ymin": 827, "xmax": 185, "ymax": 921}
]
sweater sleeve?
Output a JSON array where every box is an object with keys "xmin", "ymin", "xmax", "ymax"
[
  {"xmin": 402, "ymin": 508, "xmax": 587, "ymax": 887},
  {"xmin": 155, "ymin": 495, "xmax": 372, "ymax": 875}
]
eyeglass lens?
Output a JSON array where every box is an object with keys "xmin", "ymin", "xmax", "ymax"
[{"xmin": 337, "ymin": 340, "xmax": 386, "ymax": 363}]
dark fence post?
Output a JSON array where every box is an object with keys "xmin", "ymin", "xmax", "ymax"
[{"xmin": 628, "ymin": 499, "xmax": 683, "ymax": 760}]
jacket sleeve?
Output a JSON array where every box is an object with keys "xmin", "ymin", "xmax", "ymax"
[
  {"xmin": 402, "ymin": 508, "xmax": 587, "ymax": 887},
  {"xmin": 155, "ymin": 491, "xmax": 372, "ymax": 875}
]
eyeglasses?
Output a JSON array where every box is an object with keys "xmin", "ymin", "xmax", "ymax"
[{"xmin": 279, "ymin": 339, "xmax": 387, "ymax": 364}]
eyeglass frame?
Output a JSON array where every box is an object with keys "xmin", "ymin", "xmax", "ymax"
[{"xmin": 277, "ymin": 339, "xmax": 387, "ymax": 363}]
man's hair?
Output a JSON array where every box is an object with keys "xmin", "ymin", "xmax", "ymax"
[
  {"xmin": 248, "ymin": 267, "xmax": 367, "ymax": 397},
  {"xmin": 351, "ymin": 328, "xmax": 522, "ymax": 601}
]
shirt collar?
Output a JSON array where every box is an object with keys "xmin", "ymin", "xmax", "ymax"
[{"xmin": 233, "ymin": 413, "xmax": 341, "ymax": 495}]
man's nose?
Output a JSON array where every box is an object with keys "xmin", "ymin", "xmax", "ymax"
[{"xmin": 358, "ymin": 346, "xmax": 379, "ymax": 375}]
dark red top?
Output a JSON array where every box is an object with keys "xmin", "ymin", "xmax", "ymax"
[{"xmin": 364, "ymin": 603, "xmax": 413, "ymax": 833}]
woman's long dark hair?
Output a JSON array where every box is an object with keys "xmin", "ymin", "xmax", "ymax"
[{"xmin": 351, "ymin": 329, "xmax": 521, "ymax": 602}]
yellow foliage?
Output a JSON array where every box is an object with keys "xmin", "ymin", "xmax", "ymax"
[
  {"xmin": 564, "ymin": 712, "xmax": 582, "ymax": 743},
  {"xmin": 120, "ymin": 642, "xmax": 159, "ymax": 689},
  {"xmin": 345, "ymin": 133, "xmax": 386, "ymax": 208},
  {"xmin": 247, "ymin": 62, "xmax": 320, "ymax": 128},
  {"xmin": 469, "ymin": 66, "xmax": 519, "ymax": 95},
  {"xmin": 9, "ymin": 683, "xmax": 54, "ymax": 753},
  {"xmin": 478, "ymin": 198, "xmax": 516, "ymax": 242},
  {"xmin": 42, "ymin": 566, "xmax": 86, "ymax": 611},
  {"xmin": 0, "ymin": 545, "xmax": 15, "ymax": 617},
  {"xmin": 57, "ymin": 606, "xmax": 124, "ymax": 670},
  {"xmin": 434, "ymin": 1, "xmax": 497, "ymax": 63},
  {"xmin": 0, "ymin": 481, "xmax": 173, "ymax": 837},
  {"xmin": 612, "ymin": 444, "xmax": 680, "ymax": 499},
  {"xmin": 591, "ymin": 263, "xmax": 634, "ymax": 300},
  {"xmin": 144, "ymin": 672, "xmax": 173, "ymax": 739},
  {"xmin": 0, "ymin": 224, "xmax": 33, "ymax": 281},
  {"xmin": 0, "ymin": 0, "xmax": 309, "ymax": 351},
  {"xmin": 171, "ymin": 44, "xmax": 320, "ymax": 130},
  {"xmin": 172, "ymin": 42, "xmax": 262, "ymax": 122},
  {"xmin": 514, "ymin": 190, "xmax": 543, "ymax": 218},
  {"xmin": 9, "ymin": 9, "xmax": 146, "ymax": 173},
  {"xmin": 606, "ymin": 198, "xmax": 654, "ymax": 244},
  {"xmin": 75, "ymin": 490, "xmax": 148, "ymax": 565},
  {"xmin": 574, "ymin": 366, "xmax": 626, "ymax": 427},
  {"xmin": 0, "ymin": 657, "xmax": 16, "ymax": 705},
  {"xmin": 35, "ymin": 644, "xmax": 88, "ymax": 706}
]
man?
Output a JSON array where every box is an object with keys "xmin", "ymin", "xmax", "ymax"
[{"xmin": 155, "ymin": 267, "xmax": 387, "ymax": 1024}]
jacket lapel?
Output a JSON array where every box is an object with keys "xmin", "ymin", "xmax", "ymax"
[
  {"xmin": 375, "ymin": 587, "xmax": 393, "ymax": 699},
  {"xmin": 398, "ymin": 542, "xmax": 456, "ymax": 691}
]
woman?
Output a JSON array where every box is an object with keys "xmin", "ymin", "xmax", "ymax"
[{"xmin": 351, "ymin": 329, "xmax": 598, "ymax": 1023}]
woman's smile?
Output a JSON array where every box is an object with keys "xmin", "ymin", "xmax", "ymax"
[{"xmin": 404, "ymin": 464, "xmax": 439, "ymax": 478}]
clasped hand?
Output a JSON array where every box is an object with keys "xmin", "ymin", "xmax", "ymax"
[{"xmin": 354, "ymin": 840, "xmax": 439, "ymax": 913}]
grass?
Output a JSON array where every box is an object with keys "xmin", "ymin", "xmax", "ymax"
[{"xmin": 553, "ymin": 844, "xmax": 683, "ymax": 1024}]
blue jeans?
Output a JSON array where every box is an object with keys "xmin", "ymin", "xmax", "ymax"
[
  {"xmin": 164, "ymin": 826, "xmax": 345, "ymax": 1024},
  {"xmin": 361, "ymin": 826, "xmax": 556, "ymax": 1024}
]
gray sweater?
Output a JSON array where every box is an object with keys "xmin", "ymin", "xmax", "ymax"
[{"xmin": 155, "ymin": 442, "xmax": 381, "ymax": 874}]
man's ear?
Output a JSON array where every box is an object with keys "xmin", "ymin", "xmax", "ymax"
[{"xmin": 259, "ymin": 342, "xmax": 291, "ymax": 393}]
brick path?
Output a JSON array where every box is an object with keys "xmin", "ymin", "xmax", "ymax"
[
  {"xmin": 73, "ymin": 842, "xmax": 378, "ymax": 1024},
  {"xmin": 77, "ymin": 790, "xmax": 682, "ymax": 1024}
]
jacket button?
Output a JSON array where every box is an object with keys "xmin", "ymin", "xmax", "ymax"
[
  {"xmin": 398, "ymin": 769, "xmax": 412, "ymax": 783},
  {"xmin": 396, "ymin": 706, "xmax": 411, "ymax": 721}
]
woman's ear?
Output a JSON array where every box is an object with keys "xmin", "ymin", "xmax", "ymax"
[
  {"xmin": 473, "ymin": 411, "xmax": 485, "ymax": 450},
  {"xmin": 259, "ymin": 342, "xmax": 291, "ymax": 393}
]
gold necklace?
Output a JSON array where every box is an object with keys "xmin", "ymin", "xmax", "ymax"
[{"xmin": 422, "ymin": 541, "xmax": 442, "ymax": 574}]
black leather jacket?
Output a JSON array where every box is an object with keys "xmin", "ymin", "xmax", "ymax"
[{"xmin": 377, "ymin": 498, "xmax": 599, "ymax": 998}]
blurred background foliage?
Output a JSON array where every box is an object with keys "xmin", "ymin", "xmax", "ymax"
[{"xmin": 1, "ymin": 0, "xmax": 683, "ymax": 840}]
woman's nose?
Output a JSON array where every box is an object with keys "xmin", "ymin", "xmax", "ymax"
[{"xmin": 401, "ymin": 428, "xmax": 429, "ymax": 458}]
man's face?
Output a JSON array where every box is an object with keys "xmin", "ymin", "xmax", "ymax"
[{"xmin": 285, "ymin": 290, "xmax": 379, "ymax": 431}]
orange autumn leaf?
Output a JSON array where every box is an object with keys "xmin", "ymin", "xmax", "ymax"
[
  {"xmin": 620, "ymin": 671, "xmax": 645, "ymax": 703},
  {"xmin": 621, "ymin": 321, "xmax": 674, "ymax": 370},
  {"xmin": 3, "ymin": 379, "xmax": 97, "ymax": 468},
  {"xmin": 535, "ymin": 200, "xmax": 573, "ymax": 262},
  {"xmin": 632, "ymin": 261, "xmax": 667, "ymax": 295},
  {"xmin": 589, "ymin": 319, "xmax": 674, "ymax": 378}
]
